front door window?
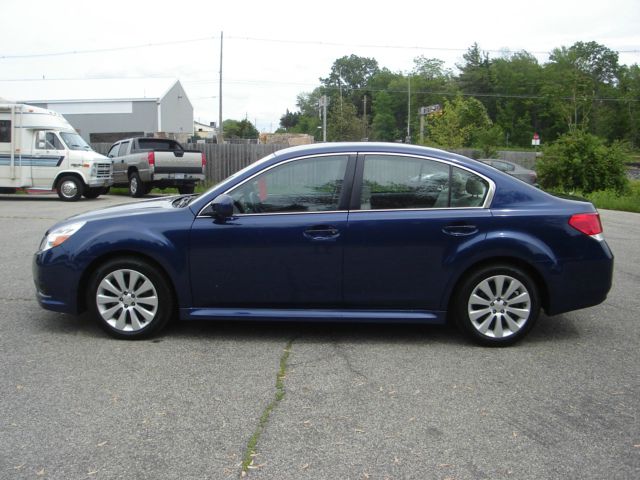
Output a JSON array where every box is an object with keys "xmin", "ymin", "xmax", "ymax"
[{"xmin": 228, "ymin": 155, "xmax": 349, "ymax": 214}]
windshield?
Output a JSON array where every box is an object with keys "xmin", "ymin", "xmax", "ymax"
[{"xmin": 60, "ymin": 132, "xmax": 92, "ymax": 151}]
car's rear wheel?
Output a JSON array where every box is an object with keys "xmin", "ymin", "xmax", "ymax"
[
  {"xmin": 88, "ymin": 258, "xmax": 173, "ymax": 339},
  {"xmin": 454, "ymin": 264, "xmax": 540, "ymax": 346}
]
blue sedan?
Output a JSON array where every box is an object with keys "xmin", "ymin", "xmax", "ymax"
[{"xmin": 33, "ymin": 143, "xmax": 613, "ymax": 346}]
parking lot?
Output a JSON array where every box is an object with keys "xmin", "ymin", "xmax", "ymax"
[{"xmin": 1, "ymin": 193, "xmax": 639, "ymax": 480}]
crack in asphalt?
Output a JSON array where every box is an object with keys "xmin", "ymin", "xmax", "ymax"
[
  {"xmin": 239, "ymin": 339, "xmax": 294, "ymax": 478},
  {"xmin": 332, "ymin": 341, "xmax": 369, "ymax": 381}
]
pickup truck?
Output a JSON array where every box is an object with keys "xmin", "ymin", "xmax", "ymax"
[{"xmin": 106, "ymin": 137, "xmax": 206, "ymax": 197}]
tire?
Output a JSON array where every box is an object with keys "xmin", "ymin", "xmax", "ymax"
[
  {"xmin": 453, "ymin": 264, "xmax": 540, "ymax": 347},
  {"xmin": 128, "ymin": 172, "xmax": 145, "ymax": 198},
  {"xmin": 178, "ymin": 184, "xmax": 195, "ymax": 195},
  {"xmin": 87, "ymin": 257, "xmax": 174, "ymax": 340},
  {"xmin": 83, "ymin": 187, "xmax": 102, "ymax": 199},
  {"xmin": 56, "ymin": 175, "xmax": 84, "ymax": 202}
]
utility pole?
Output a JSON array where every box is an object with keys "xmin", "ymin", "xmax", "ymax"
[
  {"xmin": 363, "ymin": 95, "xmax": 368, "ymax": 140},
  {"xmin": 319, "ymin": 95, "xmax": 329, "ymax": 142},
  {"xmin": 408, "ymin": 75, "xmax": 411, "ymax": 139},
  {"xmin": 217, "ymin": 31, "xmax": 224, "ymax": 144}
]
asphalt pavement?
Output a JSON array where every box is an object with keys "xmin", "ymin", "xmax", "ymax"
[{"xmin": 1, "ymin": 193, "xmax": 638, "ymax": 479}]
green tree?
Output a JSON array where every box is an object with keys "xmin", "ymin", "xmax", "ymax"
[
  {"xmin": 490, "ymin": 52, "xmax": 544, "ymax": 147},
  {"xmin": 615, "ymin": 64, "xmax": 640, "ymax": 147},
  {"xmin": 222, "ymin": 119, "xmax": 259, "ymax": 139},
  {"xmin": 321, "ymin": 55, "xmax": 380, "ymax": 116},
  {"xmin": 327, "ymin": 102, "xmax": 361, "ymax": 141},
  {"xmin": 279, "ymin": 109, "xmax": 300, "ymax": 131},
  {"xmin": 427, "ymin": 95, "xmax": 494, "ymax": 148},
  {"xmin": 457, "ymin": 43, "xmax": 495, "ymax": 118},
  {"xmin": 543, "ymin": 41, "xmax": 621, "ymax": 132},
  {"xmin": 371, "ymin": 91, "xmax": 399, "ymax": 141},
  {"xmin": 537, "ymin": 130, "xmax": 629, "ymax": 193}
]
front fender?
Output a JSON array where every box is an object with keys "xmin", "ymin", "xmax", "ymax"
[
  {"xmin": 70, "ymin": 224, "xmax": 191, "ymax": 310},
  {"xmin": 51, "ymin": 169, "xmax": 89, "ymax": 189}
]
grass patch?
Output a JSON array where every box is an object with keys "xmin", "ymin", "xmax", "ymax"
[
  {"xmin": 584, "ymin": 181, "xmax": 640, "ymax": 213},
  {"xmin": 107, "ymin": 183, "xmax": 211, "ymax": 197},
  {"xmin": 240, "ymin": 340, "xmax": 293, "ymax": 475},
  {"xmin": 545, "ymin": 180, "xmax": 640, "ymax": 213}
]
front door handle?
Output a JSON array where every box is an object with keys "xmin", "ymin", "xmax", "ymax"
[
  {"xmin": 442, "ymin": 224, "xmax": 478, "ymax": 237},
  {"xmin": 303, "ymin": 225, "xmax": 340, "ymax": 241}
]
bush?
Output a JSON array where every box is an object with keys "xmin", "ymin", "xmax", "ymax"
[{"xmin": 537, "ymin": 130, "xmax": 628, "ymax": 194}]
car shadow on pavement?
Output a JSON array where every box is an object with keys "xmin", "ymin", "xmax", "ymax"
[{"xmin": 38, "ymin": 310, "xmax": 582, "ymax": 347}]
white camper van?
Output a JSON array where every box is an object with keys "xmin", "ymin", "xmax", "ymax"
[{"xmin": 0, "ymin": 103, "xmax": 112, "ymax": 201}]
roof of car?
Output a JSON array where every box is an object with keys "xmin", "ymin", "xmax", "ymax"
[{"xmin": 273, "ymin": 142, "xmax": 470, "ymax": 164}]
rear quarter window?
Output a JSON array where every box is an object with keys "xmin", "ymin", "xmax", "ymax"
[{"xmin": 136, "ymin": 139, "xmax": 182, "ymax": 151}]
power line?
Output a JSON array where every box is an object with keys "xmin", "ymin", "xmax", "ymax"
[{"xmin": 1, "ymin": 34, "xmax": 638, "ymax": 60}]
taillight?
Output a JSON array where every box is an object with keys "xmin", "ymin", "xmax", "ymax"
[
  {"xmin": 569, "ymin": 213, "xmax": 603, "ymax": 237},
  {"xmin": 148, "ymin": 151, "xmax": 155, "ymax": 166},
  {"xmin": 201, "ymin": 152, "xmax": 207, "ymax": 167}
]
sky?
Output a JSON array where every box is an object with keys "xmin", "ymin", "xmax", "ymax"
[{"xmin": 1, "ymin": 0, "xmax": 639, "ymax": 133}]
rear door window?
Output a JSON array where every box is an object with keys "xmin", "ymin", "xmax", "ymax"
[
  {"xmin": 359, "ymin": 155, "xmax": 489, "ymax": 209},
  {"xmin": 360, "ymin": 155, "xmax": 450, "ymax": 210}
]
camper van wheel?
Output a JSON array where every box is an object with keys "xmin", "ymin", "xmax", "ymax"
[{"xmin": 57, "ymin": 176, "xmax": 84, "ymax": 202}]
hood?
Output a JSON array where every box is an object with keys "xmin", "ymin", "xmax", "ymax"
[
  {"xmin": 66, "ymin": 149, "xmax": 110, "ymax": 162},
  {"xmin": 52, "ymin": 196, "xmax": 183, "ymax": 228}
]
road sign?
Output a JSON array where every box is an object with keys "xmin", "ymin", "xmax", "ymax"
[
  {"xmin": 419, "ymin": 104, "xmax": 442, "ymax": 116},
  {"xmin": 532, "ymin": 132, "xmax": 540, "ymax": 146}
]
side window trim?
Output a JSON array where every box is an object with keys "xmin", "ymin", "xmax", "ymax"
[{"xmin": 199, "ymin": 153, "xmax": 357, "ymax": 217}]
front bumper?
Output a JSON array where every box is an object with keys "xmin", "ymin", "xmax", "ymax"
[
  {"xmin": 32, "ymin": 250, "xmax": 83, "ymax": 315},
  {"xmin": 87, "ymin": 177, "xmax": 113, "ymax": 188}
]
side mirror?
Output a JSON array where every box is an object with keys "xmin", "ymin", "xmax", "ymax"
[{"xmin": 210, "ymin": 194, "xmax": 234, "ymax": 221}]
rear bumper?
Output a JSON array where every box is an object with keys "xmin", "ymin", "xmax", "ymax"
[{"xmin": 545, "ymin": 239, "xmax": 614, "ymax": 315}]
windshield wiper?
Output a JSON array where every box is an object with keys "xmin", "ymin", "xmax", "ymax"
[{"xmin": 172, "ymin": 194, "xmax": 197, "ymax": 208}]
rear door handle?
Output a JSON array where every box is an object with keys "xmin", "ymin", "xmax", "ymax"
[
  {"xmin": 442, "ymin": 224, "xmax": 478, "ymax": 237},
  {"xmin": 303, "ymin": 225, "xmax": 340, "ymax": 241}
]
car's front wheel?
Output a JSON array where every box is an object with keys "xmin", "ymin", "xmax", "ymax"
[
  {"xmin": 56, "ymin": 175, "xmax": 84, "ymax": 201},
  {"xmin": 87, "ymin": 258, "xmax": 174, "ymax": 339},
  {"xmin": 454, "ymin": 264, "xmax": 540, "ymax": 347}
]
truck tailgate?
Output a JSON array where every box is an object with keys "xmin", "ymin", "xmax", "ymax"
[{"xmin": 153, "ymin": 151, "xmax": 203, "ymax": 174}]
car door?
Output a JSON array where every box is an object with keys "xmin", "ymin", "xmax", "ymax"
[
  {"xmin": 109, "ymin": 141, "xmax": 130, "ymax": 184},
  {"xmin": 343, "ymin": 153, "xmax": 494, "ymax": 310},
  {"xmin": 189, "ymin": 153, "xmax": 355, "ymax": 308},
  {"xmin": 32, "ymin": 131, "xmax": 66, "ymax": 188}
]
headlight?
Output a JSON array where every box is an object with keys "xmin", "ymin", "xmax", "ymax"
[{"xmin": 40, "ymin": 222, "xmax": 86, "ymax": 251}]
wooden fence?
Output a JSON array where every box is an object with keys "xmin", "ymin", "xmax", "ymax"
[{"xmin": 91, "ymin": 143, "xmax": 288, "ymax": 184}]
